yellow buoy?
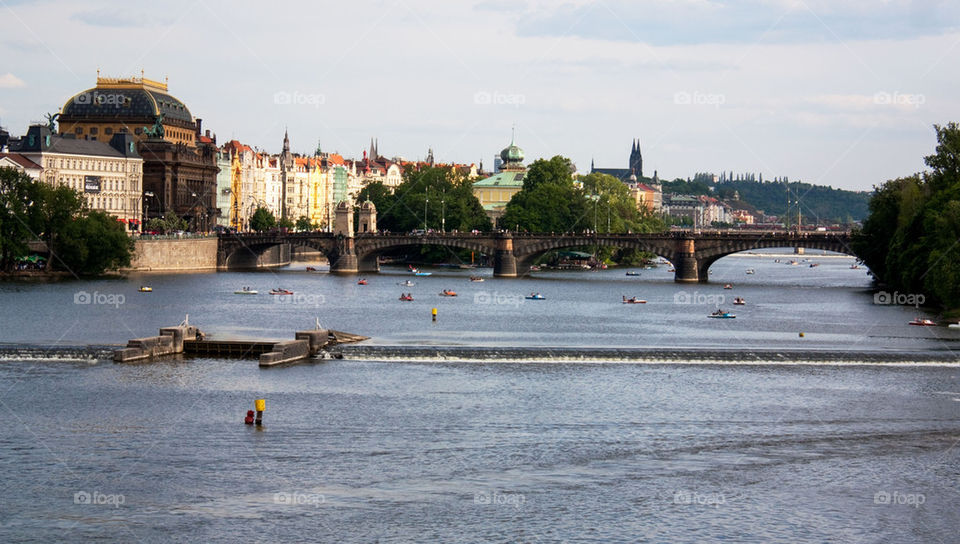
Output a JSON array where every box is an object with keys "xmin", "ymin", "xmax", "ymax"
[
  {"xmin": 432, "ymin": 307, "xmax": 438, "ymax": 322},
  {"xmin": 799, "ymin": 332, "xmax": 805, "ymax": 338},
  {"xmin": 255, "ymin": 399, "xmax": 265, "ymax": 411}
]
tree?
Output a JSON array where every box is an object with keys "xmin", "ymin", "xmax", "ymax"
[
  {"xmin": 57, "ymin": 211, "xmax": 134, "ymax": 275},
  {"xmin": 501, "ymin": 156, "xmax": 589, "ymax": 233},
  {"xmin": 249, "ymin": 207, "xmax": 276, "ymax": 232},
  {"xmin": 0, "ymin": 167, "xmax": 43, "ymax": 271},
  {"xmin": 295, "ymin": 216, "xmax": 315, "ymax": 231},
  {"xmin": 278, "ymin": 216, "xmax": 295, "ymax": 230}
]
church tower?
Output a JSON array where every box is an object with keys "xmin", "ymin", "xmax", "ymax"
[
  {"xmin": 280, "ymin": 128, "xmax": 292, "ymax": 220},
  {"xmin": 629, "ymin": 138, "xmax": 643, "ymax": 178}
]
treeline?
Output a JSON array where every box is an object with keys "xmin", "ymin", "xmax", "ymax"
[
  {"xmin": 853, "ymin": 123, "xmax": 960, "ymax": 311},
  {"xmin": 0, "ymin": 167, "xmax": 134, "ymax": 275}
]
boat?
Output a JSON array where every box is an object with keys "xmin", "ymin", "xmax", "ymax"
[
  {"xmin": 708, "ymin": 310, "xmax": 736, "ymax": 319},
  {"xmin": 723, "ymin": 284, "xmax": 733, "ymax": 290},
  {"xmin": 439, "ymin": 289, "xmax": 457, "ymax": 297},
  {"xmin": 733, "ymin": 296, "xmax": 745, "ymax": 305},
  {"xmin": 668, "ymin": 268, "xmax": 676, "ymax": 273},
  {"xmin": 414, "ymin": 272, "xmax": 433, "ymax": 276},
  {"xmin": 398, "ymin": 280, "xmax": 415, "ymax": 287},
  {"xmin": 469, "ymin": 276, "xmax": 484, "ymax": 282},
  {"xmin": 234, "ymin": 287, "xmax": 258, "ymax": 295},
  {"xmin": 399, "ymin": 293, "xmax": 414, "ymax": 301},
  {"xmin": 809, "ymin": 263, "xmax": 820, "ymax": 268},
  {"xmin": 948, "ymin": 322, "xmax": 960, "ymax": 329},
  {"xmin": 357, "ymin": 279, "xmax": 368, "ymax": 285},
  {"xmin": 625, "ymin": 271, "xmax": 641, "ymax": 276},
  {"xmin": 789, "ymin": 260, "xmax": 799, "ymax": 266},
  {"xmin": 622, "ymin": 296, "xmax": 646, "ymax": 304},
  {"xmin": 850, "ymin": 265, "xmax": 860, "ymax": 269},
  {"xmin": 909, "ymin": 318, "xmax": 936, "ymax": 326},
  {"xmin": 306, "ymin": 267, "xmax": 317, "ymax": 272},
  {"xmin": 138, "ymin": 286, "xmax": 152, "ymax": 292},
  {"xmin": 529, "ymin": 265, "xmax": 541, "ymax": 272},
  {"xmin": 745, "ymin": 268, "xmax": 755, "ymax": 275},
  {"xmin": 525, "ymin": 293, "xmax": 545, "ymax": 300},
  {"xmin": 269, "ymin": 288, "xmax": 293, "ymax": 295}
]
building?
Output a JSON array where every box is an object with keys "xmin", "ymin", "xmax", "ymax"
[
  {"xmin": 591, "ymin": 139, "xmax": 643, "ymax": 182},
  {"xmin": 472, "ymin": 136, "xmax": 527, "ymax": 224},
  {"xmin": 0, "ymin": 153, "xmax": 42, "ymax": 179},
  {"xmin": 11, "ymin": 124, "xmax": 143, "ymax": 231},
  {"xmin": 57, "ymin": 73, "xmax": 219, "ymax": 230}
]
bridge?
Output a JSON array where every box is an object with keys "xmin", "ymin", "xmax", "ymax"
[{"xmin": 217, "ymin": 229, "xmax": 855, "ymax": 283}]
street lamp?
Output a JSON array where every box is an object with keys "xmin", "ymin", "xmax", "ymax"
[
  {"xmin": 441, "ymin": 190, "xmax": 445, "ymax": 234},
  {"xmin": 424, "ymin": 190, "xmax": 429, "ymax": 231},
  {"xmin": 142, "ymin": 191, "xmax": 156, "ymax": 233}
]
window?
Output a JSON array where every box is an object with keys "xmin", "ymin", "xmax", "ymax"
[
  {"xmin": 105, "ymin": 127, "xmax": 113, "ymax": 135},
  {"xmin": 75, "ymin": 127, "xmax": 83, "ymax": 134},
  {"xmin": 90, "ymin": 128, "xmax": 98, "ymax": 135}
]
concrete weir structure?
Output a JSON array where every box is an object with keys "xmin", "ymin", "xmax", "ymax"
[{"xmin": 113, "ymin": 323, "xmax": 201, "ymax": 363}]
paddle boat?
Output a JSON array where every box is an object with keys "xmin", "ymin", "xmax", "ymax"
[
  {"xmin": 723, "ymin": 284, "xmax": 733, "ymax": 290},
  {"xmin": 708, "ymin": 309, "xmax": 736, "ymax": 319},
  {"xmin": 625, "ymin": 271, "xmax": 641, "ymax": 276},
  {"xmin": 398, "ymin": 280, "xmax": 415, "ymax": 287},
  {"xmin": 809, "ymin": 263, "xmax": 820, "ymax": 268},
  {"xmin": 909, "ymin": 318, "xmax": 936, "ymax": 326},
  {"xmin": 469, "ymin": 276, "xmax": 484, "ymax": 282},
  {"xmin": 357, "ymin": 279, "xmax": 368, "ymax": 285},
  {"xmin": 525, "ymin": 293, "xmax": 545, "ymax": 300},
  {"xmin": 234, "ymin": 287, "xmax": 258, "ymax": 295},
  {"xmin": 622, "ymin": 295, "xmax": 646, "ymax": 304},
  {"xmin": 399, "ymin": 293, "xmax": 414, "ymax": 301},
  {"xmin": 948, "ymin": 322, "xmax": 960, "ymax": 329},
  {"xmin": 269, "ymin": 288, "xmax": 294, "ymax": 295},
  {"xmin": 745, "ymin": 268, "xmax": 755, "ymax": 275},
  {"xmin": 529, "ymin": 265, "xmax": 541, "ymax": 272},
  {"xmin": 733, "ymin": 296, "xmax": 745, "ymax": 305},
  {"xmin": 138, "ymin": 286, "xmax": 153, "ymax": 293},
  {"xmin": 439, "ymin": 289, "xmax": 457, "ymax": 297},
  {"xmin": 306, "ymin": 266, "xmax": 317, "ymax": 272}
]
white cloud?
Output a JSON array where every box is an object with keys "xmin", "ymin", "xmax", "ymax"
[{"xmin": 0, "ymin": 73, "xmax": 26, "ymax": 88}]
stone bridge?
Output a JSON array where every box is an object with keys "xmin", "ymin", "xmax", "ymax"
[{"xmin": 217, "ymin": 230, "xmax": 855, "ymax": 283}]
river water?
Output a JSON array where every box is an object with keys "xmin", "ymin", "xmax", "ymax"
[{"xmin": 1, "ymin": 252, "xmax": 959, "ymax": 542}]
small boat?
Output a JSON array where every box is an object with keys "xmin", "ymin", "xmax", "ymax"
[
  {"xmin": 269, "ymin": 288, "xmax": 293, "ymax": 295},
  {"xmin": 789, "ymin": 260, "xmax": 799, "ymax": 266},
  {"xmin": 948, "ymin": 322, "xmax": 960, "ymax": 329},
  {"xmin": 733, "ymin": 296, "xmax": 745, "ymax": 305},
  {"xmin": 357, "ymin": 279, "xmax": 368, "ymax": 285},
  {"xmin": 398, "ymin": 280, "xmax": 415, "ymax": 287},
  {"xmin": 469, "ymin": 276, "xmax": 484, "ymax": 282},
  {"xmin": 668, "ymin": 268, "xmax": 676, "ymax": 273},
  {"xmin": 415, "ymin": 272, "xmax": 432, "ymax": 276},
  {"xmin": 850, "ymin": 265, "xmax": 860, "ymax": 269},
  {"xmin": 625, "ymin": 271, "xmax": 641, "ymax": 276},
  {"xmin": 399, "ymin": 293, "xmax": 414, "ymax": 301},
  {"xmin": 439, "ymin": 289, "xmax": 457, "ymax": 297},
  {"xmin": 234, "ymin": 287, "xmax": 258, "ymax": 295},
  {"xmin": 723, "ymin": 284, "xmax": 733, "ymax": 290},
  {"xmin": 809, "ymin": 263, "xmax": 820, "ymax": 268},
  {"xmin": 138, "ymin": 286, "xmax": 152, "ymax": 292},
  {"xmin": 622, "ymin": 296, "xmax": 646, "ymax": 304},
  {"xmin": 909, "ymin": 318, "xmax": 936, "ymax": 326},
  {"xmin": 745, "ymin": 268, "xmax": 755, "ymax": 275},
  {"xmin": 525, "ymin": 293, "xmax": 545, "ymax": 300},
  {"xmin": 306, "ymin": 267, "xmax": 317, "ymax": 272},
  {"xmin": 529, "ymin": 265, "xmax": 541, "ymax": 272},
  {"xmin": 708, "ymin": 310, "xmax": 736, "ymax": 319}
]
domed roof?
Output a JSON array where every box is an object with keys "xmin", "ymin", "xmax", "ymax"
[
  {"xmin": 361, "ymin": 200, "xmax": 376, "ymax": 211},
  {"xmin": 500, "ymin": 142, "xmax": 524, "ymax": 163},
  {"xmin": 61, "ymin": 77, "xmax": 193, "ymax": 123}
]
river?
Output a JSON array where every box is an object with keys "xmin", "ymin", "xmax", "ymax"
[{"xmin": 1, "ymin": 252, "xmax": 958, "ymax": 542}]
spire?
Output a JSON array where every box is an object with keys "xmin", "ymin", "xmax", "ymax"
[{"xmin": 282, "ymin": 128, "xmax": 290, "ymax": 153}]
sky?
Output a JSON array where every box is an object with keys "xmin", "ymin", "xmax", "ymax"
[{"xmin": 1, "ymin": 0, "xmax": 958, "ymax": 191}]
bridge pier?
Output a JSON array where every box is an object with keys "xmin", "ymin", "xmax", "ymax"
[
  {"xmin": 358, "ymin": 253, "xmax": 380, "ymax": 274},
  {"xmin": 328, "ymin": 236, "xmax": 358, "ymax": 274},
  {"xmin": 493, "ymin": 233, "xmax": 518, "ymax": 277},
  {"xmin": 673, "ymin": 239, "xmax": 700, "ymax": 283}
]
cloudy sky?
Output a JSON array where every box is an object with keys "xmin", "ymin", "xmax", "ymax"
[{"xmin": 1, "ymin": 0, "xmax": 958, "ymax": 190}]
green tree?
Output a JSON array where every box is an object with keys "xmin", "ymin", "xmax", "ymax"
[
  {"xmin": 501, "ymin": 156, "xmax": 588, "ymax": 233},
  {"xmin": 278, "ymin": 216, "xmax": 295, "ymax": 230},
  {"xmin": 249, "ymin": 207, "xmax": 277, "ymax": 232},
  {"xmin": 57, "ymin": 211, "xmax": 135, "ymax": 275},
  {"xmin": 367, "ymin": 167, "xmax": 490, "ymax": 233},
  {"xmin": 295, "ymin": 216, "xmax": 316, "ymax": 231},
  {"xmin": 0, "ymin": 168, "xmax": 43, "ymax": 271}
]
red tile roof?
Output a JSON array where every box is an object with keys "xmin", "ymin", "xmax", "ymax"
[{"xmin": 0, "ymin": 153, "xmax": 42, "ymax": 170}]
